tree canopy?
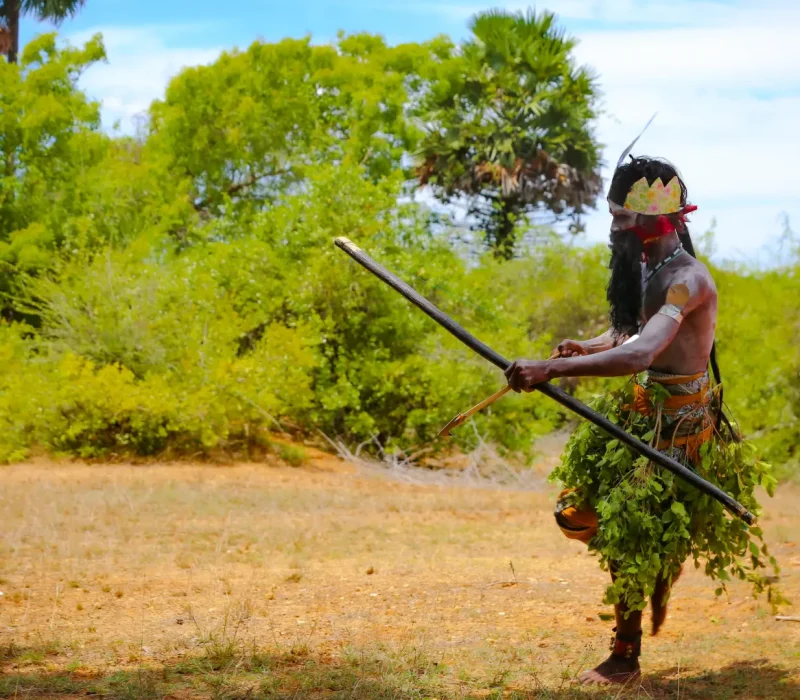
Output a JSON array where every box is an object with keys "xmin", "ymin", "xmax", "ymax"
[
  {"xmin": 147, "ymin": 33, "xmax": 439, "ymax": 222},
  {"xmin": 0, "ymin": 29, "xmax": 796, "ymax": 480},
  {"xmin": 416, "ymin": 9, "xmax": 602, "ymax": 258}
]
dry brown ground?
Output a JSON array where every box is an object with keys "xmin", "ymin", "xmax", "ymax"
[{"xmin": 0, "ymin": 446, "xmax": 798, "ymax": 699}]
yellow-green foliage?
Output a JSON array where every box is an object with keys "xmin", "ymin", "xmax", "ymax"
[
  {"xmin": 712, "ymin": 261, "xmax": 800, "ymax": 477},
  {"xmin": 0, "ymin": 32, "xmax": 797, "ymax": 473},
  {"xmin": 0, "ymin": 320, "xmax": 317, "ymax": 462}
]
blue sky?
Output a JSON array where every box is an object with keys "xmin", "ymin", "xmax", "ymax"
[{"xmin": 21, "ymin": 0, "xmax": 800, "ymax": 263}]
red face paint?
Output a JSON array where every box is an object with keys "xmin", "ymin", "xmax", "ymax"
[
  {"xmin": 656, "ymin": 215, "xmax": 674, "ymax": 237},
  {"xmin": 609, "ymin": 200, "xmax": 699, "ymax": 259}
]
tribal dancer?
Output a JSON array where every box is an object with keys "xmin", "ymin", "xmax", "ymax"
[{"xmin": 504, "ymin": 141, "xmax": 780, "ymax": 684}]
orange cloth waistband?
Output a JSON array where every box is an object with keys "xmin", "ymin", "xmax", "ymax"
[
  {"xmin": 655, "ymin": 422, "xmax": 714, "ymax": 462},
  {"xmin": 649, "ymin": 371, "xmax": 707, "ymax": 386},
  {"xmin": 631, "ymin": 382, "xmax": 710, "ymax": 417},
  {"xmin": 628, "ymin": 379, "xmax": 715, "ymax": 462}
]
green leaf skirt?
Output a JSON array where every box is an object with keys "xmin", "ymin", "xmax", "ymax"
[{"xmin": 549, "ymin": 374, "xmax": 784, "ymax": 613}]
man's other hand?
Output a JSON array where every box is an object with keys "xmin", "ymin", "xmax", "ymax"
[
  {"xmin": 504, "ymin": 360, "xmax": 550, "ymax": 392},
  {"xmin": 549, "ymin": 339, "xmax": 588, "ymax": 359}
]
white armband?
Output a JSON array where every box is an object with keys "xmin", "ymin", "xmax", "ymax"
[{"xmin": 658, "ymin": 304, "xmax": 684, "ymax": 324}]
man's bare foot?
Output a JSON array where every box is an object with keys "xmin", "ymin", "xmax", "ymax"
[
  {"xmin": 651, "ymin": 565, "xmax": 683, "ymax": 636},
  {"xmin": 579, "ymin": 655, "xmax": 641, "ymax": 685}
]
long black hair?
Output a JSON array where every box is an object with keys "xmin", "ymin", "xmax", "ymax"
[{"xmin": 606, "ymin": 233, "xmax": 644, "ymax": 337}]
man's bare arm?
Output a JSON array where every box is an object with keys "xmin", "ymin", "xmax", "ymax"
[
  {"xmin": 551, "ymin": 328, "xmax": 628, "ymax": 358},
  {"xmin": 584, "ymin": 328, "xmax": 630, "ymax": 353},
  {"xmin": 545, "ymin": 315, "xmax": 682, "ymax": 378},
  {"xmin": 506, "ymin": 270, "xmax": 709, "ymax": 390}
]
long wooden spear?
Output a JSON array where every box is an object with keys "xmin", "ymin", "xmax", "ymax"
[{"xmin": 334, "ymin": 236, "xmax": 756, "ymax": 526}]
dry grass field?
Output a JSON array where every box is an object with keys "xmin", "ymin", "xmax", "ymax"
[{"xmin": 1, "ymin": 444, "xmax": 798, "ymax": 699}]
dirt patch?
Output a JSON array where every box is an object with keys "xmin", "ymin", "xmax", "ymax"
[{"xmin": 0, "ymin": 458, "xmax": 798, "ymax": 698}]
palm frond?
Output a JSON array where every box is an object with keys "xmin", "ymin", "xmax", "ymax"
[{"xmin": 21, "ymin": 0, "xmax": 85, "ymax": 23}]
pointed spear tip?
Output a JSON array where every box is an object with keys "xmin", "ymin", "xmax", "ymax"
[{"xmin": 437, "ymin": 413, "xmax": 466, "ymax": 438}]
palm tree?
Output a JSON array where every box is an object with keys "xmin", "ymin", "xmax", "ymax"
[
  {"xmin": 416, "ymin": 9, "xmax": 602, "ymax": 259},
  {"xmin": 1, "ymin": 0, "xmax": 86, "ymax": 64}
]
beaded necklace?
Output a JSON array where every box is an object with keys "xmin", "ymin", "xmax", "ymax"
[{"xmin": 644, "ymin": 244, "xmax": 685, "ymax": 285}]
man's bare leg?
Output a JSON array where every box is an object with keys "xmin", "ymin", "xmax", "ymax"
[
  {"xmin": 580, "ymin": 570, "xmax": 642, "ymax": 686},
  {"xmin": 651, "ymin": 564, "xmax": 683, "ymax": 636}
]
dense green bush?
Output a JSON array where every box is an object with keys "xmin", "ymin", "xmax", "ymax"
[
  {"xmin": 711, "ymin": 261, "xmax": 800, "ymax": 478},
  {"xmin": 0, "ymin": 32, "xmax": 796, "ymax": 475},
  {"xmin": 3, "ymin": 165, "xmax": 579, "ymax": 461}
]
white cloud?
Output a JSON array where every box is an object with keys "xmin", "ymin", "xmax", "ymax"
[
  {"xmin": 396, "ymin": 0, "xmax": 737, "ymax": 24},
  {"xmin": 62, "ymin": 6, "xmax": 800, "ymax": 260},
  {"xmin": 389, "ymin": 0, "xmax": 800, "ymax": 259},
  {"xmin": 568, "ymin": 6, "xmax": 800, "ymax": 258},
  {"xmin": 64, "ymin": 25, "xmax": 222, "ymax": 132}
]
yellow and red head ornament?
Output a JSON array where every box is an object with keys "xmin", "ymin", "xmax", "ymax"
[
  {"xmin": 609, "ymin": 114, "xmax": 698, "ymax": 238},
  {"xmin": 623, "ymin": 176, "xmax": 682, "ymax": 215}
]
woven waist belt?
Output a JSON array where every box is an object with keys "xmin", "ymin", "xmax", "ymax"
[{"xmin": 629, "ymin": 371, "xmax": 715, "ymax": 460}]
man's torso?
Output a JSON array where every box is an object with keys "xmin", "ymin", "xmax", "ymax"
[{"xmin": 640, "ymin": 255, "xmax": 718, "ymax": 376}]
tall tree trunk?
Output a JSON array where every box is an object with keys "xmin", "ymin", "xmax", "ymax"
[
  {"xmin": 489, "ymin": 196, "xmax": 518, "ymax": 260},
  {"xmin": 0, "ymin": 27, "xmax": 9, "ymax": 57},
  {"xmin": 6, "ymin": 0, "xmax": 20, "ymax": 64}
]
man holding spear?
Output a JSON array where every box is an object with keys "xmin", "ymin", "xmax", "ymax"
[
  {"xmin": 335, "ymin": 136, "xmax": 781, "ymax": 689},
  {"xmin": 505, "ymin": 153, "xmax": 779, "ymax": 684}
]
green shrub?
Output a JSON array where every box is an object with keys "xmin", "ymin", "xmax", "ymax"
[
  {"xmin": 0, "ymin": 30, "xmax": 796, "ymax": 477},
  {"xmin": 278, "ymin": 444, "xmax": 308, "ymax": 467}
]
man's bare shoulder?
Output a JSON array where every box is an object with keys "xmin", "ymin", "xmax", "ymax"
[
  {"xmin": 663, "ymin": 255, "xmax": 714, "ymax": 290},
  {"xmin": 662, "ymin": 256, "xmax": 717, "ymax": 312},
  {"xmin": 685, "ymin": 256, "xmax": 716, "ymax": 295}
]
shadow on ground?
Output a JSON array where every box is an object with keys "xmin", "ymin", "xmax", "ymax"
[
  {"xmin": 1, "ymin": 647, "xmax": 798, "ymax": 699},
  {"xmin": 642, "ymin": 660, "xmax": 800, "ymax": 699}
]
